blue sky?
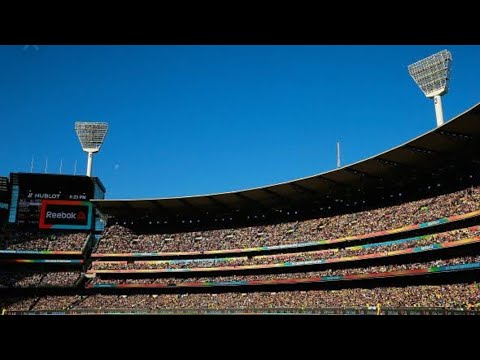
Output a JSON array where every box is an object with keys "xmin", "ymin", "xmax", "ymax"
[{"xmin": 1, "ymin": 45, "xmax": 480, "ymax": 199}]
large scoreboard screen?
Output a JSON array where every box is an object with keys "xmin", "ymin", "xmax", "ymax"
[
  {"xmin": 8, "ymin": 173, "xmax": 105, "ymax": 228},
  {"xmin": 0, "ymin": 177, "xmax": 8, "ymax": 203},
  {"xmin": 0, "ymin": 177, "xmax": 9, "ymax": 225}
]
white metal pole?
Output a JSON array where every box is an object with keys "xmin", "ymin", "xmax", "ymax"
[
  {"xmin": 86, "ymin": 152, "xmax": 93, "ymax": 177},
  {"xmin": 337, "ymin": 141, "xmax": 341, "ymax": 168},
  {"xmin": 434, "ymin": 95, "xmax": 444, "ymax": 127}
]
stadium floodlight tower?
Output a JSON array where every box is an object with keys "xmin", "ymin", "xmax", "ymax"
[
  {"xmin": 408, "ymin": 49, "xmax": 452, "ymax": 127},
  {"xmin": 75, "ymin": 122, "xmax": 108, "ymax": 177}
]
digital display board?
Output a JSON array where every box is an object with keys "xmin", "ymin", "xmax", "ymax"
[
  {"xmin": 39, "ymin": 200, "xmax": 93, "ymax": 230},
  {"xmin": 8, "ymin": 173, "xmax": 105, "ymax": 227},
  {"xmin": 0, "ymin": 177, "xmax": 8, "ymax": 224},
  {"xmin": 0, "ymin": 177, "xmax": 8, "ymax": 202}
]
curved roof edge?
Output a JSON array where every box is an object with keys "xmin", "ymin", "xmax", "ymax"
[{"xmin": 93, "ymin": 100, "xmax": 480, "ymax": 204}]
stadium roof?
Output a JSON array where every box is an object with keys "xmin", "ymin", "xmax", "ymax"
[{"xmin": 92, "ymin": 102, "xmax": 480, "ymax": 219}]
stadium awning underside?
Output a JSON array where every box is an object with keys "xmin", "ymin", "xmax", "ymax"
[{"xmin": 92, "ymin": 102, "xmax": 480, "ymax": 219}]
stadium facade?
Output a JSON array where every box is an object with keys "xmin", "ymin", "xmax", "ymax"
[{"xmin": 1, "ymin": 102, "xmax": 480, "ymax": 314}]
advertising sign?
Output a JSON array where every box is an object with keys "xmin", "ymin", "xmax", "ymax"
[{"xmin": 39, "ymin": 200, "xmax": 92, "ymax": 230}]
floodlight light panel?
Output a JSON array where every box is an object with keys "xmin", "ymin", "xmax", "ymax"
[
  {"xmin": 75, "ymin": 122, "xmax": 108, "ymax": 152},
  {"xmin": 408, "ymin": 49, "xmax": 452, "ymax": 98}
]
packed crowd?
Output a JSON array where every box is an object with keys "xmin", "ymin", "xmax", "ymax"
[
  {"xmin": 0, "ymin": 231, "xmax": 87, "ymax": 252},
  {"xmin": 3, "ymin": 283, "xmax": 479, "ymax": 311},
  {"xmin": 2, "ymin": 187, "xmax": 480, "ymax": 313},
  {"xmin": 1, "ymin": 296, "xmax": 80, "ymax": 312},
  {"xmin": 0, "ymin": 272, "xmax": 81, "ymax": 287},
  {"xmin": 89, "ymin": 255, "xmax": 480, "ymax": 285},
  {"xmin": 90, "ymin": 226, "xmax": 480, "ymax": 271},
  {"xmin": 95, "ymin": 186, "xmax": 480, "ymax": 254}
]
